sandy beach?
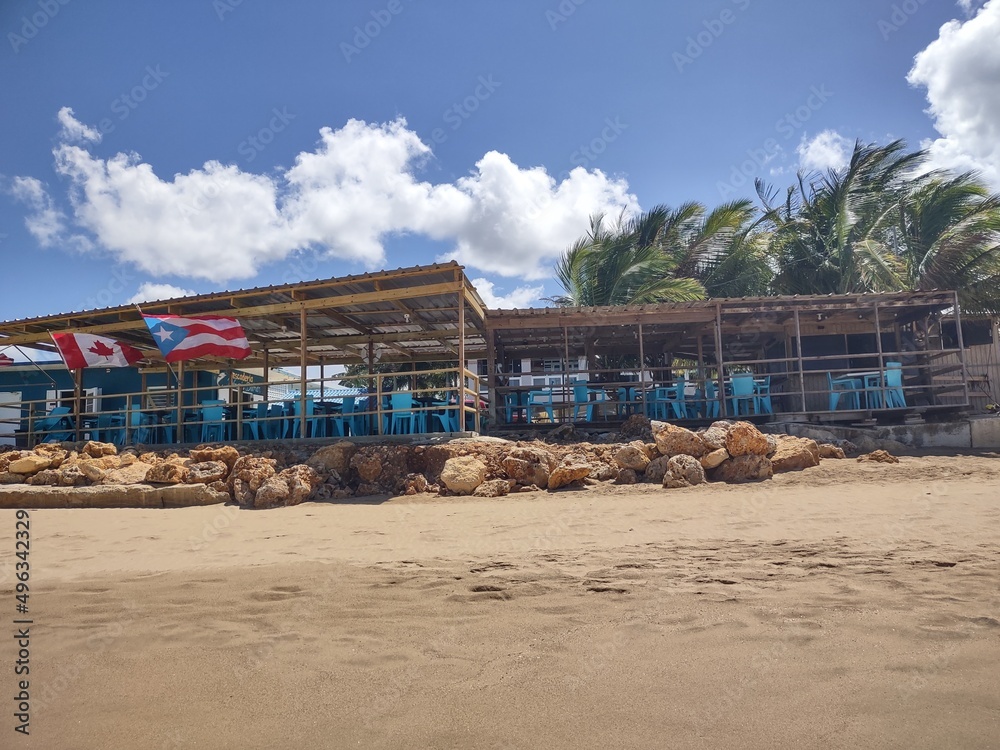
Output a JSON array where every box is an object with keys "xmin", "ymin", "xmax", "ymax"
[{"xmin": 2, "ymin": 453, "xmax": 998, "ymax": 749}]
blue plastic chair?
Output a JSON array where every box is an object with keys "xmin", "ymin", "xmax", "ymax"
[
  {"xmin": 526, "ymin": 390, "xmax": 555, "ymax": 424},
  {"xmin": 649, "ymin": 379, "xmax": 685, "ymax": 420},
  {"xmin": 389, "ymin": 392, "xmax": 416, "ymax": 434},
  {"xmin": 97, "ymin": 411, "xmax": 126, "ymax": 446},
  {"xmin": 431, "ymin": 404, "xmax": 460, "ymax": 433},
  {"xmin": 828, "ymin": 372, "xmax": 863, "ymax": 410},
  {"xmin": 241, "ymin": 403, "xmax": 267, "ymax": 440},
  {"xmin": 290, "ymin": 397, "xmax": 325, "ymax": 438},
  {"xmin": 504, "ymin": 391, "xmax": 526, "ymax": 423},
  {"xmin": 200, "ymin": 403, "xmax": 226, "ymax": 443},
  {"xmin": 866, "ymin": 363, "xmax": 906, "ymax": 409},
  {"xmin": 158, "ymin": 414, "xmax": 176, "ymax": 444},
  {"xmin": 754, "ymin": 376, "xmax": 773, "ymax": 414},
  {"xmin": 571, "ymin": 383, "xmax": 608, "ymax": 421},
  {"xmin": 703, "ymin": 379, "xmax": 720, "ymax": 419},
  {"xmin": 35, "ymin": 406, "xmax": 74, "ymax": 443},
  {"xmin": 728, "ymin": 374, "xmax": 756, "ymax": 416}
]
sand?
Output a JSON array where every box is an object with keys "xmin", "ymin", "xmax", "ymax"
[{"xmin": 1, "ymin": 453, "xmax": 998, "ymax": 749}]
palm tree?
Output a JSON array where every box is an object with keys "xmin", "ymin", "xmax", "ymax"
[
  {"xmin": 896, "ymin": 172, "xmax": 1000, "ymax": 314},
  {"xmin": 758, "ymin": 139, "xmax": 922, "ymax": 295}
]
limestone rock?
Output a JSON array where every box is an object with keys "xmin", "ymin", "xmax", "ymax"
[
  {"xmin": 0, "ymin": 472, "xmax": 23, "ymax": 485},
  {"xmin": 280, "ymin": 464, "xmax": 321, "ymax": 505},
  {"xmin": 590, "ymin": 462, "xmax": 619, "ymax": 481},
  {"xmin": 350, "ymin": 452, "xmax": 383, "ymax": 483},
  {"xmin": 45, "ymin": 450, "xmax": 69, "ymax": 468},
  {"xmin": 8, "ymin": 454, "xmax": 52, "ymax": 475},
  {"xmin": 700, "ymin": 448, "xmax": 730, "ymax": 470},
  {"xmin": 307, "ymin": 441, "xmax": 358, "ymax": 476},
  {"xmin": 146, "ymin": 462, "xmax": 191, "ymax": 484},
  {"xmin": 502, "ymin": 447, "xmax": 556, "ymax": 489},
  {"xmin": 0, "ymin": 452, "xmax": 26, "ymax": 474},
  {"xmin": 818, "ymin": 443, "xmax": 846, "ymax": 459},
  {"xmin": 619, "ymin": 414, "xmax": 652, "ymax": 440},
  {"xmin": 651, "ymin": 421, "xmax": 709, "ymax": 458},
  {"xmin": 614, "ymin": 441, "xmax": 651, "ymax": 472},
  {"xmin": 548, "ymin": 455, "xmax": 591, "ymax": 490},
  {"xmin": 82, "ymin": 440, "xmax": 117, "ymax": 458},
  {"xmin": 700, "ymin": 421, "xmax": 733, "ymax": 451},
  {"xmin": 643, "ymin": 455, "xmax": 670, "ymax": 483},
  {"xmin": 227, "ymin": 456, "xmax": 277, "ymax": 507},
  {"xmin": 189, "ymin": 445, "xmax": 240, "ymax": 470},
  {"xmin": 401, "ymin": 473, "xmax": 429, "ymax": 495},
  {"xmin": 712, "ymin": 454, "xmax": 773, "ymax": 483},
  {"xmin": 615, "ymin": 468, "xmax": 638, "ymax": 485},
  {"xmin": 139, "ymin": 452, "xmax": 160, "ymax": 464},
  {"xmin": 857, "ymin": 450, "xmax": 899, "ymax": 464},
  {"xmin": 440, "ymin": 456, "xmax": 487, "ymax": 495},
  {"xmin": 79, "ymin": 462, "xmax": 107, "ymax": 483},
  {"xmin": 724, "ymin": 421, "xmax": 771, "ymax": 457},
  {"xmin": 101, "ymin": 462, "xmax": 152, "ymax": 485},
  {"xmin": 662, "ymin": 454, "xmax": 706, "ymax": 488},
  {"xmin": 185, "ymin": 461, "xmax": 229, "ymax": 484},
  {"xmin": 770, "ymin": 436, "xmax": 820, "ymax": 473},
  {"xmin": 473, "ymin": 478, "xmax": 511, "ymax": 497}
]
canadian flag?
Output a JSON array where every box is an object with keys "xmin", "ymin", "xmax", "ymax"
[{"xmin": 51, "ymin": 333, "xmax": 145, "ymax": 369}]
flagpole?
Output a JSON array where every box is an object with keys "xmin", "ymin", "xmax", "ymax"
[{"xmin": 17, "ymin": 343, "xmax": 59, "ymax": 387}]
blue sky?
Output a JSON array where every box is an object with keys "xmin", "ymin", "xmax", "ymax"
[{"xmin": 2, "ymin": 0, "xmax": 998, "ymax": 339}]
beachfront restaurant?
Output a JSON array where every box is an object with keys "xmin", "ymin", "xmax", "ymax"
[
  {"xmin": 0, "ymin": 263, "xmax": 488, "ymax": 447},
  {"xmin": 483, "ymin": 290, "xmax": 974, "ymax": 429}
]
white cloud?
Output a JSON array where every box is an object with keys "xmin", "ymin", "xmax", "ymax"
[
  {"xmin": 57, "ymin": 106, "xmax": 101, "ymax": 144},
  {"xmin": 8, "ymin": 176, "xmax": 68, "ymax": 247},
  {"xmin": 908, "ymin": 0, "xmax": 1000, "ymax": 188},
  {"xmin": 470, "ymin": 277, "xmax": 544, "ymax": 309},
  {"xmin": 126, "ymin": 282, "xmax": 196, "ymax": 304},
  {"xmin": 26, "ymin": 111, "xmax": 638, "ymax": 284},
  {"xmin": 796, "ymin": 130, "xmax": 853, "ymax": 172}
]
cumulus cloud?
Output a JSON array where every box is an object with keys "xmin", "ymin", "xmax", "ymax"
[
  {"xmin": 57, "ymin": 106, "xmax": 101, "ymax": 144},
  {"xmin": 470, "ymin": 277, "xmax": 544, "ymax": 309},
  {"xmin": 908, "ymin": 0, "xmax": 1000, "ymax": 188},
  {"xmin": 127, "ymin": 282, "xmax": 197, "ymax": 304},
  {"xmin": 8, "ymin": 176, "xmax": 68, "ymax": 247},
  {"xmin": 26, "ymin": 111, "xmax": 637, "ymax": 284},
  {"xmin": 797, "ymin": 130, "xmax": 853, "ymax": 173}
]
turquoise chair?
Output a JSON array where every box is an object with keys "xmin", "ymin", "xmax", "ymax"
[
  {"xmin": 200, "ymin": 403, "xmax": 226, "ymax": 443},
  {"xmin": 650, "ymin": 379, "xmax": 685, "ymax": 420},
  {"xmin": 97, "ymin": 411, "xmax": 126, "ymax": 446},
  {"xmin": 36, "ymin": 406, "xmax": 74, "ymax": 443},
  {"xmin": 389, "ymin": 392, "xmax": 416, "ymax": 434},
  {"xmin": 728, "ymin": 374, "xmax": 756, "ymax": 416},
  {"xmin": 158, "ymin": 414, "xmax": 176, "ymax": 444},
  {"xmin": 241, "ymin": 403, "xmax": 267, "ymax": 440},
  {"xmin": 290, "ymin": 397, "xmax": 324, "ymax": 438},
  {"xmin": 344, "ymin": 397, "xmax": 370, "ymax": 436},
  {"xmin": 754, "ymin": 376, "xmax": 773, "ymax": 414},
  {"xmin": 571, "ymin": 383, "xmax": 608, "ymax": 421},
  {"xmin": 866, "ymin": 363, "xmax": 906, "ymax": 409},
  {"xmin": 703, "ymin": 379, "xmax": 720, "ymax": 419},
  {"xmin": 503, "ymin": 391, "xmax": 526, "ymax": 423},
  {"xmin": 828, "ymin": 372, "xmax": 863, "ymax": 410},
  {"xmin": 431, "ymin": 404, "xmax": 460, "ymax": 433},
  {"xmin": 526, "ymin": 390, "xmax": 555, "ymax": 424}
]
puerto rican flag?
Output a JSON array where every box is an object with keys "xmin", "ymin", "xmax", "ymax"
[
  {"xmin": 51, "ymin": 332, "xmax": 145, "ymax": 369},
  {"xmin": 142, "ymin": 314, "xmax": 251, "ymax": 362}
]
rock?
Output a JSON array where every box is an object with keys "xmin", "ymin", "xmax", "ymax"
[
  {"xmin": 81, "ymin": 455, "xmax": 122, "ymax": 470},
  {"xmin": 279, "ymin": 464, "xmax": 321, "ymax": 505},
  {"xmin": 838, "ymin": 440, "xmax": 860, "ymax": 456},
  {"xmin": 614, "ymin": 441, "xmax": 651, "ymax": 472},
  {"xmin": 101, "ymin": 462, "xmax": 152, "ymax": 485},
  {"xmin": 818, "ymin": 443, "xmax": 846, "ymax": 459},
  {"xmin": 651, "ymin": 421, "xmax": 709, "ymax": 458},
  {"xmin": 185, "ymin": 461, "xmax": 229, "ymax": 484},
  {"xmin": 700, "ymin": 421, "xmax": 733, "ymax": 451},
  {"xmin": 0, "ymin": 472, "xmax": 24, "ymax": 485},
  {"xmin": 473, "ymin": 478, "xmax": 511, "ymax": 497},
  {"xmin": 189, "ymin": 445, "xmax": 240, "ymax": 470},
  {"xmin": 8, "ymin": 454, "xmax": 52, "ymax": 475},
  {"xmin": 662, "ymin": 454, "xmax": 707, "ymax": 488},
  {"xmin": 45, "ymin": 450, "xmax": 69, "ymax": 468},
  {"xmin": 770, "ymin": 436, "xmax": 820, "ymax": 473},
  {"xmin": 711, "ymin": 454, "xmax": 773, "ymax": 483},
  {"xmin": 615, "ymin": 468, "xmax": 638, "ymax": 485},
  {"xmin": 548, "ymin": 455, "xmax": 591, "ymax": 490},
  {"xmin": 307, "ymin": 441, "xmax": 358, "ymax": 476},
  {"xmin": 28, "ymin": 465, "xmax": 86, "ymax": 487},
  {"xmin": 643, "ymin": 455, "xmax": 670, "ymax": 483},
  {"xmin": 139, "ymin": 452, "xmax": 160, "ymax": 464},
  {"xmin": 765, "ymin": 434, "xmax": 779, "ymax": 456},
  {"xmin": 253, "ymin": 476, "xmax": 290, "ymax": 509},
  {"xmin": 82, "ymin": 440, "xmax": 117, "ymax": 458},
  {"xmin": 619, "ymin": 414, "xmax": 652, "ymax": 440},
  {"xmin": 207, "ymin": 480, "xmax": 229, "ymax": 495},
  {"xmin": 350, "ymin": 452, "xmax": 383, "ymax": 483},
  {"xmin": 146, "ymin": 462, "xmax": 191, "ymax": 484},
  {"xmin": 0, "ymin": 452, "xmax": 26, "ymax": 474},
  {"xmin": 440, "ymin": 456, "xmax": 487, "ymax": 495},
  {"xmin": 549, "ymin": 423, "xmax": 577, "ymax": 440},
  {"xmin": 354, "ymin": 482, "xmax": 383, "ymax": 498},
  {"xmin": 857, "ymin": 450, "xmax": 899, "ymax": 464},
  {"xmin": 700, "ymin": 448, "xmax": 730, "ymax": 470},
  {"xmin": 590, "ymin": 462, "xmax": 618, "ymax": 481},
  {"xmin": 724, "ymin": 421, "xmax": 771, "ymax": 457},
  {"xmin": 517, "ymin": 484, "xmax": 540, "ymax": 492},
  {"xmin": 401, "ymin": 473, "xmax": 429, "ymax": 495},
  {"xmin": 227, "ymin": 456, "xmax": 277, "ymax": 507},
  {"xmin": 502, "ymin": 447, "xmax": 556, "ymax": 489},
  {"xmin": 79, "ymin": 463, "xmax": 107, "ymax": 483}
]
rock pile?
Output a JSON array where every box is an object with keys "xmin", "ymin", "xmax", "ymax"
[{"xmin": 0, "ymin": 418, "xmax": 860, "ymax": 508}]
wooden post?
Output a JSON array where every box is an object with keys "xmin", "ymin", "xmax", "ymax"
[
  {"xmin": 175, "ymin": 360, "xmax": 184, "ymax": 444},
  {"xmin": 458, "ymin": 286, "xmax": 466, "ymax": 432},
  {"xmin": 563, "ymin": 325, "xmax": 570, "ymax": 423},
  {"xmin": 368, "ymin": 340, "xmax": 377, "ymax": 435},
  {"xmin": 485, "ymin": 323, "xmax": 497, "ymax": 428},
  {"xmin": 953, "ymin": 291, "xmax": 970, "ymax": 408},
  {"xmin": 793, "ymin": 309, "xmax": 807, "ymax": 413},
  {"xmin": 299, "ymin": 306, "xmax": 308, "ymax": 438},
  {"xmin": 73, "ymin": 368, "xmax": 83, "ymax": 442},
  {"xmin": 873, "ymin": 305, "xmax": 886, "ymax": 410},
  {"xmin": 638, "ymin": 322, "xmax": 646, "ymax": 416},
  {"xmin": 714, "ymin": 304, "xmax": 727, "ymax": 418}
]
